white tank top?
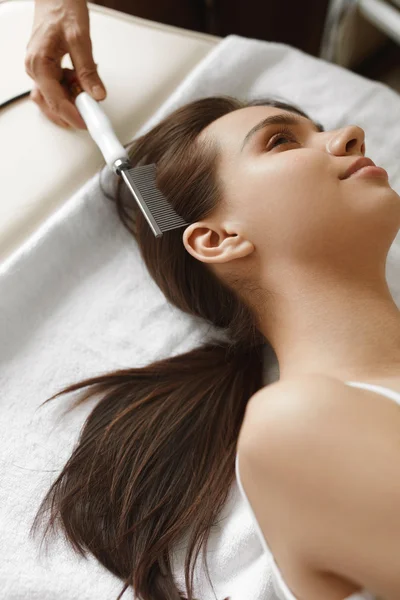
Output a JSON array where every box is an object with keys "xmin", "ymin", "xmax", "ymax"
[{"xmin": 235, "ymin": 381, "xmax": 400, "ymax": 600}]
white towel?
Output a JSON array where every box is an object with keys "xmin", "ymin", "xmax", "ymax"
[{"xmin": 1, "ymin": 34, "xmax": 400, "ymax": 600}]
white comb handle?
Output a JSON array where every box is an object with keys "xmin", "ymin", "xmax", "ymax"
[{"xmin": 75, "ymin": 91, "xmax": 129, "ymax": 169}]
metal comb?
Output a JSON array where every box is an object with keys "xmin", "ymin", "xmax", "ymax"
[
  {"xmin": 113, "ymin": 160, "xmax": 188, "ymax": 238},
  {"xmin": 71, "ymin": 81, "xmax": 189, "ymax": 237}
]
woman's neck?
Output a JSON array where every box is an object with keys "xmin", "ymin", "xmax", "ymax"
[{"xmin": 259, "ymin": 271, "xmax": 400, "ymax": 384}]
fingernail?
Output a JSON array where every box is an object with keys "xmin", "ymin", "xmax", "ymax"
[{"xmin": 92, "ymin": 85, "xmax": 105, "ymax": 100}]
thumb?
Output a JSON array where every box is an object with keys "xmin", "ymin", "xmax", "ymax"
[{"xmin": 68, "ymin": 33, "xmax": 106, "ymax": 101}]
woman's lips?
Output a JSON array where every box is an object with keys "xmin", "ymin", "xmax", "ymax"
[{"xmin": 348, "ymin": 165, "xmax": 388, "ymax": 179}]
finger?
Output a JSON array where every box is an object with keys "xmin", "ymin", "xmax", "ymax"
[
  {"xmin": 30, "ymin": 87, "xmax": 72, "ymax": 129},
  {"xmin": 33, "ymin": 57, "xmax": 87, "ymax": 129},
  {"xmin": 67, "ymin": 31, "xmax": 106, "ymax": 100},
  {"xmin": 30, "ymin": 88, "xmax": 71, "ymax": 129},
  {"xmin": 43, "ymin": 78, "xmax": 87, "ymax": 129}
]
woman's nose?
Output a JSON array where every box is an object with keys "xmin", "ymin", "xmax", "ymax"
[{"xmin": 328, "ymin": 124, "xmax": 365, "ymax": 156}]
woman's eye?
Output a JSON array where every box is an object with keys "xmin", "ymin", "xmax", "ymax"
[
  {"xmin": 269, "ymin": 133, "xmax": 297, "ymax": 149},
  {"xmin": 272, "ymin": 135, "xmax": 291, "ymax": 147}
]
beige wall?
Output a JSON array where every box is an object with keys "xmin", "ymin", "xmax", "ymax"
[{"xmin": 334, "ymin": 5, "xmax": 388, "ymax": 68}]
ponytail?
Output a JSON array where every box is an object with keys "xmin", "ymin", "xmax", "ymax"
[{"xmin": 30, "ymin": 338, "xmax": 268, "ymax": 600}]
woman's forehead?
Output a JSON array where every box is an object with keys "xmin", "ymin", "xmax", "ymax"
[{"xmin": 202, "ymin": 105, "xmax": 287, "ymax": 144}]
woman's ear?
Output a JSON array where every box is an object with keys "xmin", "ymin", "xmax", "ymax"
[{"xmin": 182, "ymin": 222, "xmax": 254, "ymax": 264}]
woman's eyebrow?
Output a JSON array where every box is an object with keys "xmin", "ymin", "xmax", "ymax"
[{"xmin": 240, "ymin": 113, "xmax": 324, "ymax": 152}]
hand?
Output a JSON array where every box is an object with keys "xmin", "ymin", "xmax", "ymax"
[{"xmin": 25, "ymin": 0, "xmax": 107, "ymax": 129}]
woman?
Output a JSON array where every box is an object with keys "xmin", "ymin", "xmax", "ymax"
[{"xmin": 30, "ymin": 96, "xmax": 400, "ymax": 600}]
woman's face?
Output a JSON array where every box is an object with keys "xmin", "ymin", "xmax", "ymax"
[{"xmin": 184, "ymin": 105, "xmax": 399, "ymax": 274}]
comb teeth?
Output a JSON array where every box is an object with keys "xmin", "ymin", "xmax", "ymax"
[{"xmin": 121, "ymin": 163, "xmax": 188, "ymax": 238}]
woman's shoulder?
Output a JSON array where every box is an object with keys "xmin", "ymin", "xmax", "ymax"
[
  {"xmin": 242, "ymin": 372, "xmax": 400, "ymax": 457},
  {"xmin": 245, "ymin": 373, "xmax": 349, "ymax": 421},
  {"xmin": 247, "ymin": 372, "xmax": 400, "ymax": 418}
]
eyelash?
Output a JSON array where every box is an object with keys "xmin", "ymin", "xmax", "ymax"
[{"xmin": 267, "ymin": 126, "xmax": 298, "ymax": 149}]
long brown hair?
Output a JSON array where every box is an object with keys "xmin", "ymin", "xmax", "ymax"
[{"xmin": 30, "ymin": 95, "xmax": 319, "ymax": 600}]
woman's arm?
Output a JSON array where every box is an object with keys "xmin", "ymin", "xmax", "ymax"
[{"xmin": 237, "ymin": 374, "xmax": 400, "ymax": 600}]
